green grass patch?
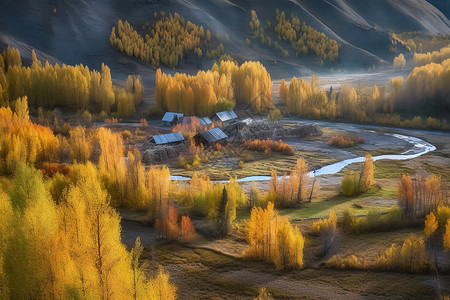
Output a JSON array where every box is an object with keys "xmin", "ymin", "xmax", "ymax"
[
  {"xmin": 423, "ymin": 161, "xmax": 450, "ymax": 181},
  {"xmin": 374, "ymin": 160, "xmax": 415, "ymax": 179}
]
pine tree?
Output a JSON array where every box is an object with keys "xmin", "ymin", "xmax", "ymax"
[{"xmin": 217, "ymin": 186, "xmax": 230, "ymax": 237}]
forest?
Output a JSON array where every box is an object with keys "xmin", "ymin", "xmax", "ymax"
[
  {"xmin": 248, "ymin": 9, "xmax": 340, "ymax": 64},
  {"xmin": 110, "ymin": 12, "xmax": 224, "ymax": 68}
]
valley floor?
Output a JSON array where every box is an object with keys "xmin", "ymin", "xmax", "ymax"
[{"xmin": 119, "ymin": 120, "xmax": 450, "ymax": 299}]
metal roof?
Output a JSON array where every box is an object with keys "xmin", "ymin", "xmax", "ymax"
[
  {"xmin": 198, "ymin": 128, "xmax": 228, "ymax": 143},
  {"xmin": 199, "ymin": 117, "xmax": 213, "ymax": 125},
  {"xmin": 214, "ymin": 110, "xmax": 237, "ymax": 122},
  {"xmin": 162, "ymin": 112, "xmax": 184, "ymax": 122},
  {"xmin": 151, "ymin": 132, "xmax": 184, "ymax": 145}
]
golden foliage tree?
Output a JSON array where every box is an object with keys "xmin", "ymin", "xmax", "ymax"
[
  {"xmin": 444, "ymin": 220, "xmax": 450, "ymax": 251},
  {"xmin": 424, "ymin": 212, "xmax": 438, "ymax": 237},
  {"xmin": 98, "ymin": 127, "xmax": 126, "ymax": 200},
  {"xmin": 398, "ymin": 174, "xmax": 447, "ymax": 217},
  {"xmin": 341, "ymin": 155, "xmax": 374, "ymax": 196},
  {"xmin": 0, "ymin": 105, "xmax": 59, "ymax": 175},
  {"xmin": 245, "ymin": 202, "xmax": 304, "ymax": 269},
  {"xmin": 393, "ymin": 53, "xmax": 406, "ymax": 68},
  {"xmin": 69, "ymin": 126, "xmax": 93, "ymax": 163},
  {"xmin": 268, "ymin": 158, "xmax": 310, "ymax": 207}
]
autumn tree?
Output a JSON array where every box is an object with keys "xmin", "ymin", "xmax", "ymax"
[
  {"xmin": 0, "ymin": 105, "xmax": 59, "ymax": 175},
  {"xmin": 341, "ymin": 154, "xmax": 374, "ymax": 196},
  {"xmin": 444, "ymin": 220, "xmax": 450, "ymax": 251},
  {"xmin": 246, "ymin": 202, "xmax": 304, "ymax": 269},
  {"xmin": 155, "ymin": 205, "xmax": 180, "ymax": 241},
  {"xmin": 311, "ymin": 210, "xmax": 339, "ymax": 256},
  {"xmin": 69, "ymin": 126, "xmax": 92, "ymax": 163},
  {"xmin": 398, "ymin": 174, "xmax": 447, "ymax": 217},
  {"xmin": 98, "ymin": 127, "xmax": 126, "ymax": 202},
  {"xmin": 180, "ymin": 216, "xmax": 196, "ymax": 243},
  {"xmin": 279, "ymin": 78, "xmax": 288, "ymax": 103},
  {"xmin": 147, "ymin": 166, "xmax": 171, "ymax": 223},
  {"xmin": 147, "ymin": 266, "xmax": 177, "ymax": 300},
  {"xmin": 268, "ymin": 158, "xmax": 309, "ymax": 207},
  {"xmin": 217, "ymin": 187, "xmax": 232, "ymax": 237},
  {"xmin": 393, "ymin": 53, "xmax": 406, "ymax": 68}
]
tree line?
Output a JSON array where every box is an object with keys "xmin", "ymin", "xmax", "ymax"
[
  {"xmin": 0, "ymin": 47, "xmax": 143, "ymax": 117},
  {"xmin": 279, "ymin": 68, "xmax": 449, "ymax": 129},
  {"xmin": 156, "ymin": 60, "xmax": 273, "ymax": 116}
]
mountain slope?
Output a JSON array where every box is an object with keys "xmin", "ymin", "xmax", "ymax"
[{"xmin": 0, "ymin": 0, "xmax": 449, "ymax": 81}]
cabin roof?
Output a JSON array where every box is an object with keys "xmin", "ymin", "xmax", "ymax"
[
  {"xmin": 197, "ymin": 128, "xmax": 228, "ymax": 143},
  {"xmin": 198, "ymin": 117, "xmax": 213, "ymax": 125},
  {"xmin": 214, "ymin": 110, "xmax": 237, "ymax": 122},
  {"xmin": 151, "ymin": 132, "xmax": 184, "ymax": 145},
  {"xmin": 162, "ymin": 112, "xmax": 184, "ymax": 122}
]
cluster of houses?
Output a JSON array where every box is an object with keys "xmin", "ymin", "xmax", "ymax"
[{"xmin": 150, "ymin": 110, "xmax": 238, "ymax": 147}]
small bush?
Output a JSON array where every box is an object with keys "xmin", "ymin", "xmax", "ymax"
[
  {"xmin": 310, "ymin": 210, "xmax": 339, "ymax": 256},
  {"xmin": 341, "ymin": 154, "xmax": 374, "ymax": 196},
  {"xmin": 104, "ymin": 117, "xmax": 118, "ymax": 124},
  {"xmin": 327, "ymin": 255, "xmax": 363, "ymax": 270},
  {"xmin": 267, "ymin": 109, "xmax": 282, "ymax": 121},
  {"xmin": 328, "ymin": 136, "xmax": 365, "ymax": 147},
  {"xmin": 140, "ymin": 118, "xmax": 148, "ymax": 127},
  {"xmin": 121, "ymin": 130, "xmax": 132, "ymax": 140},
  {"xmin": 80, "ymin": 109, "xmax": 92, "ymax": 123},
  {"xmin": 244, "ymin": 139, "xmax": 294, "ymax": 155},
  {"xmin": 339, "ymin": 206, "xmax": 405, "ymax": 233}
]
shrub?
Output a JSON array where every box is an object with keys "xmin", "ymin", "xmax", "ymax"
[
  {"xmin": 121, "ymin": 130, "xmax": 132, "ymax": 140},
  {"xmin": 310, "ymin": 210, "xmax": 339, "ymax": 256},
  {"xmin": 328, "ymin": 136, "xmax": 365, "ymax": 147},
  {"xmin": 341, "ymin": 171, "xmax": 358, "ymax": 196},
  {"xmin": 267, "ymin": 109, "xmax": 282, "ymax": 121},
  {"xmin": 80, "ymin": 109, "xmax": 92, "ymax": 123},
  {"xmin": 340, "ymin": 154, "xmax": 374, "ymax": 196},
  {"xmin": 339, "ymin": 206, "xmax": 405, "ymax": 233},
  {"xmin": 244, "ymin": 139, "xmax": 294, "ymax": 155},
  {"xmin": 327, "ymin": 255, "xmax": 363, "ymax": 270},
  {"xmin": 140, "ymin": 118, "xmax": 148, "ymax": 127}
]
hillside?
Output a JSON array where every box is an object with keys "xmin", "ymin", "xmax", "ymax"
[
  {"xmin": 427, "ymin": 0, "xmax": 450, "ymax": 18},
  {"xmin": 0, "ymin": 0, "xmax": 449, "ymax": 82}
]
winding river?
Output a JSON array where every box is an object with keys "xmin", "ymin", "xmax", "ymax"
[{"xmin": 170, "ymin": 127, "xmax": 437, "ymax": 183}]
